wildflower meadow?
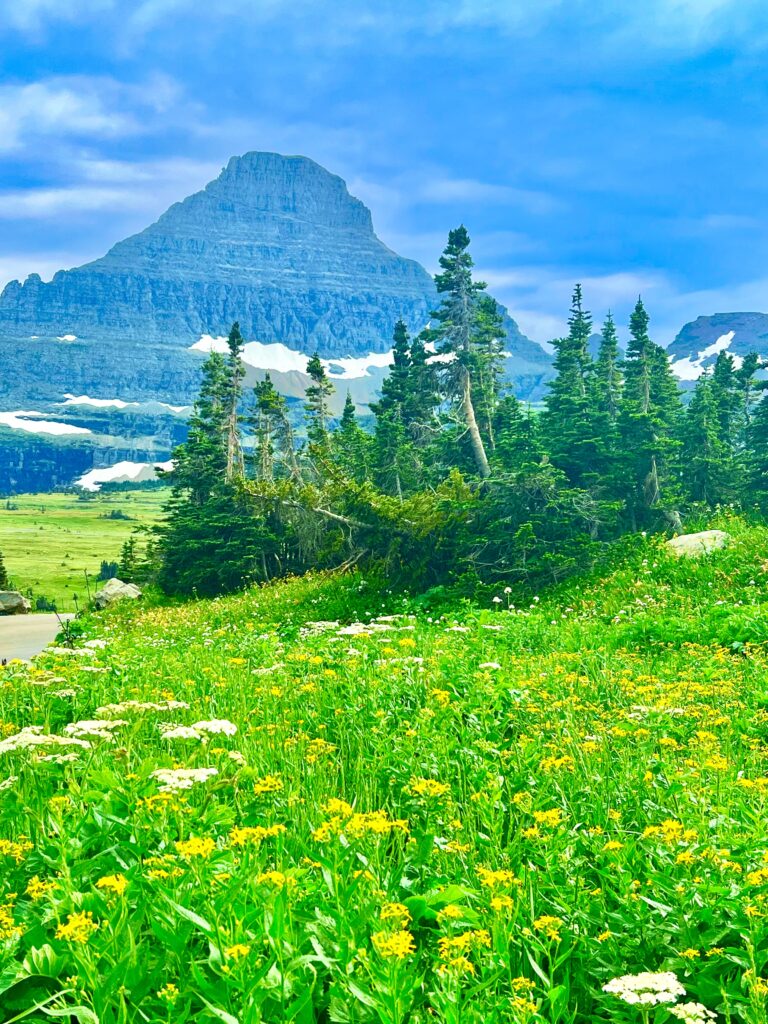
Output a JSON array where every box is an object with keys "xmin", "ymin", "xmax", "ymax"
[{"xmin": 1, "ymin": 518, "xmax": 767, "ymax": 1022}]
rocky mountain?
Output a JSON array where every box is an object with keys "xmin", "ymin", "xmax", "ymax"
[
  {"xmin": 0, "ymin": 151, "xmax": 553, "ymax": 491},
  {"xmin": 0, "ymin": 151, "xmax": 549, "ymax": 398},
  {"xmin": 667, "ymin": 312, "xmax": 768, "ymax": 379}
]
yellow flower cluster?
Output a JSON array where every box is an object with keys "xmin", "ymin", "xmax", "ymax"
[
  {"xmin": 372, "ymin": 929, "xmax": 416, "ymax": 959},
  {"xmin": 175, "ymin": 836, "xmax": 216, "ymax": 859},
  {"xmin": 229, "ymin": 823, "xmax": 286, "ymax": 847},
  {"xmin": 56, "ymin": 911, "xmax": 98, "ymax": 944}
]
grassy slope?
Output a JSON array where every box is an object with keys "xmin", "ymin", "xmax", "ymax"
[
  {"xmin": 0, "ymin": 489, "xmax": 168, "ymax": 610},
  {"xmin": 0, "ymin": 516, "xmax": 767, "ymax": 1021}
]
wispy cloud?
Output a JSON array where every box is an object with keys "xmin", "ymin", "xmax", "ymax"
[{"xmin": 0, "ymin": 75, "xmax": 183, "ymax": 153}]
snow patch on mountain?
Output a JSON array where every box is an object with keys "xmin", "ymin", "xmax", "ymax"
[
  {"xmin": 0, "ymin": 411, "xmax": 92, "ymax": 436},
  {"xmin": 59, "ymin": 394, "xmax": 189, "ymax": 413},
  {"xmin": 76, "ymin": 460, "xmax": 174, "ymax": 492},
  {"xmin": 671, "ymin": 331, "xmax": 738, "ymax": 380},
  {"xmin": 190, "ymin": 336, "xmax": 395, "ymax": 379}
]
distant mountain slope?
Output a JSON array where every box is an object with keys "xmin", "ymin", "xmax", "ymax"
[
  {"xmin": 0, "ymin": 151, "xmax": 551, "ymax": 418},
  {"xmin": 667, "ymin": 312, "xmax": 768, "ymax": 379}
]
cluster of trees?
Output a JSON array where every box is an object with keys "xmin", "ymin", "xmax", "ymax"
[{"xmin": 132, "ymin": 226, "xmax": 768, "ymax": 597}]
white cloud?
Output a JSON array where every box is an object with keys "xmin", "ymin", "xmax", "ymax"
[{"xmin": 0, "ymin": 75, "xmax": 183, "ymax": 154}]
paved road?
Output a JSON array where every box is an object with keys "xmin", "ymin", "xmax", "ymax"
[{"xmin": 0, "ymin": 614, "xmax": 73, "ymax": 661}]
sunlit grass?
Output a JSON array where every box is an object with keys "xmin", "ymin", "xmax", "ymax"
[
  {"xmin": 0, "ymin": 515, "xmax": 767, "ymax": 1021},
  {"xmin": 0, "ymin": 489, "xmax": 168, "ymax": 610}
]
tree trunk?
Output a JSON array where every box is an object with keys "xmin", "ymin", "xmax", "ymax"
[{"xmin": 461, "ymin": 366, "xmax": 491, "ymax": 479}]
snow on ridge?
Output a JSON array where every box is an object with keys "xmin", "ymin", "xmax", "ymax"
[
  {"xmin": 56, "ymin": 334, "xmax": 77, "ymax": 342},
  {"xmin": 671, "ymin": 331, "xmax": 736, "ymax": 381},
  {"xmin": 59, "ymin": 394, "xmax": 189, "ymax": 413},
  {"xmin": 0, "ymin": 411, "xmax": 92, "ymax": 436},
  {"xmin": 190, "ymin": 335, "xmax": 394, "ymax": 379},
  {"xmin": 76, "ymin": 460, "xmax": 174, "ymax": 492}
]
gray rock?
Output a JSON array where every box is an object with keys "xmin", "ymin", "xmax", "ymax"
[
  {"xmin": 665, "ymin": 530, "xmax": 730, "ymax": 557},
  {"xmin": 0, "ymin": 591, "xmax": 31, "ymax": 615},
  {"xmin": 94, "ymin": 578, "xmax": 142, "ymax": 609}
]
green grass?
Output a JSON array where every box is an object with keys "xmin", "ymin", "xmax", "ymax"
[
  {"xmin": 0, "ymin": 489, "xmax": 169, "ymax": 611},
  {"xmin": 1, "ymin": 516, "xmax": 768, "ymax": 1022}
]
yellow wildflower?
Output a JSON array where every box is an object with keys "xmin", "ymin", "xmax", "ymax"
[
  {"xmin": 253, "ymin": 774, "xmax": 283, "ymax": 796},
  {"xmin": 56, "ymin": 911, "xmax": 98, "ymax": 944},
  {"xmin": 372, "ymin": 929, "xmax": 416, "ymax": 959},
  {"xmin": 380, "ymin": 902, "xmax": 411, "ymax": 927},
  {"xmin": 96, "ymin": 874, "xmax": 128, "ymax": 897},
  {"xmin": 175, "ymin": 837, "xmax": 215, "ymax": 859}
]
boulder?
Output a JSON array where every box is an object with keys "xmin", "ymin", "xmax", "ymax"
[
  {"xmin": 94, "ymin": 578, "xmax": 142, "ymax": 610},
  {"xmin": 0, "ymin": 591, "xmax": 31, "ymax": 615},
  {"xmin": 665, "ymin": 530, "xmax": 730, "ymax": 558}
]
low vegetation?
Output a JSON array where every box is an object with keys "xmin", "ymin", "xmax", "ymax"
[
  {"xmin": 0, "ymin": 516, "xmax": 766, "ymax": 1021},
  {"xmin": 0, "ymin": 490, "xmax": 168, "ymax": 610}
]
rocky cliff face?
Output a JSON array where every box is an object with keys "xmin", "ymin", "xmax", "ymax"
[
  {"xmin": 0, "ymin": 151, "xmax": 549, "ymax": 406},
  {"xmin": 668, "ymin": 313, "xmax": 768, "ymax": 362}
]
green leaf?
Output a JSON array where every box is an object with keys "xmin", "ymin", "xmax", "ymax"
[
  {"xmin": 199, "ymin": 995, "xmax": 240, "ymax": 1024},
  {"xmin": 163, "ymin": 895, "xmax": 213, "ymax": 934}
]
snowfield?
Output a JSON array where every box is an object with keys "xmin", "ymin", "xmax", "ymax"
[
  {"xmin": 75, "ymin": 460, "xmax": 174, "ymax": 492},
  {"xmin": 0, "ymin": 411, "xmax": 92, "ymax": 436}
]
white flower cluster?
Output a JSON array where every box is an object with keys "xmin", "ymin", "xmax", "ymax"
[
  {"xmin": 64, "ymin": 719, "xmax": 128, "ymax": 741},
  {"xmin": 671, "ymin": 1003, "xmax": 718, "ymax": 1024},
  {"xmin": 158, "ymin": 719, "xmax": 237, "ymax": 742},
  {"xmin": 150, "ymin": 767, "xmax": 219, "ymax": 792},
  {"xmin": 95, "ymin": 699, "xmax": 190, "ymax": 717},
  {"xmin": 0, "ymin": 726, "xmax": 91, "ymax": 755},
  {"xmin": 603, "ymin": 972, "xmax": 687, "ymax": 1006}
]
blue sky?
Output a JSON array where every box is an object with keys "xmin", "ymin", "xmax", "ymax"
[{"xmin": 1, "ymin": 0, "xmax": 768, "ymax": 346}]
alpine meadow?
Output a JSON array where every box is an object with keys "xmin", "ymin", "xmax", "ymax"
[{"xmin": 4, "ymin": 3, "xmax": 768, "ymax": 1021}]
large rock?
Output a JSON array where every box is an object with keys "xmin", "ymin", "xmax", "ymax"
[
  {"xmin": 94, "ymin": 578, "xmax": 142, "ymax": 610},
  {"xmin": 0, "ymin": 591, "xmax": 31, "ymax": 615},
  {"xmin": 665, "ymin": 530, "xmax": 730, "ymax": 558}
]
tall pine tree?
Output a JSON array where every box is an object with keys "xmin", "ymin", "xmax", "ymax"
[
  {"xmin": 541, "ymin": 285, "xmax": 599, "ymax": 489},
  {"xmin": 618, "ymin": 299, "xmax": 682, "ymax": 528}
]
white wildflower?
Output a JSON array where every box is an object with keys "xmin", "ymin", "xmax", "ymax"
[
  {"xmin": 83, "ymin": 639, "xmax": 108, "ymax": 649},
  {"xmin": 35, "ymin": 751, "xmax": 82, "ymax": 763},
  {"xmin": 64, "ymin": 719, "xmax": 127, "ymax": 740},
  {"xmin": 150, "ymin": 767, "xmax": 219, "ymax": 792},
  {"xmin": 603, "ymin": 971, "xmax": 686, "ymax": 1006},
  {"xmin": 0, "ymin": 726, "xmax": 91, "ymax": 755},
  {"xmin": 479, "ymin": 662, "xmax": 501, "ymax": 670},
  {"xmin": 191, "ymin": 719, "xmax": 237, "ymax": 736},
  {"xmin": 0, "ymin": 776, "xmax": 18, "ymax": 790},
  {"xmin": 670, "ymin": 1003, "xmax": 717, "ymax": 1024},
  {"xmin": 228, "ymin": 750, "xmax": 246, "ymax": 765},
  {"xmin": 159, "ymin": 724, "xmax": 204, "ymax": 740}
]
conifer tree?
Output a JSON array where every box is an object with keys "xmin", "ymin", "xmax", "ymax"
[
  {"xmin": 0, "ymin": 549, "xmax": 7, "ymax": 589},
  {"xmin": 618, "ymin": 298, "xmax": 682, "ymax": 528},
  {"xmin": 332, "ymin": 393, "xmax": 371, "ymax": 482},
  {"xmin": 253, "ymin": 374, "xmax": 301, "ymax": 481},
  {"xmin": 593, "ymin": 313, "xmax": 622, "ymax": 423},
  {"xmin": 305, "ymin": 354, "xmax": 334, "ymax": 451},
  {"xmin": 472, "ymin": 294, "xmax": 507, "ymax": 450},
  {"xmin": 681, "ymin": 375, "xmax": 729, "ymax": 504},
  {"xmin": 747, "ymin": 382, "xmax": 768, "ymax": 512},
  {"xmin": 370, "ymin": 321, "xmax": 420, "ymax": 497},
  {"xmin": 224, "ymin": 322, "xmax": 246, "ymax": 481},
  {"xmin": 157, "ymin": 345, "xmax": 269, "ymax": 596},
  {"xmin": 427, "ymin": 226, "xmax": 492, "ymax": 479},
  {"xmin": 402, "ymin": 331, "xmax": 438, "ymax": 444},
  {"xmin": 541, "ymin": 285, "xmax": 598, "ymax": 488}
]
